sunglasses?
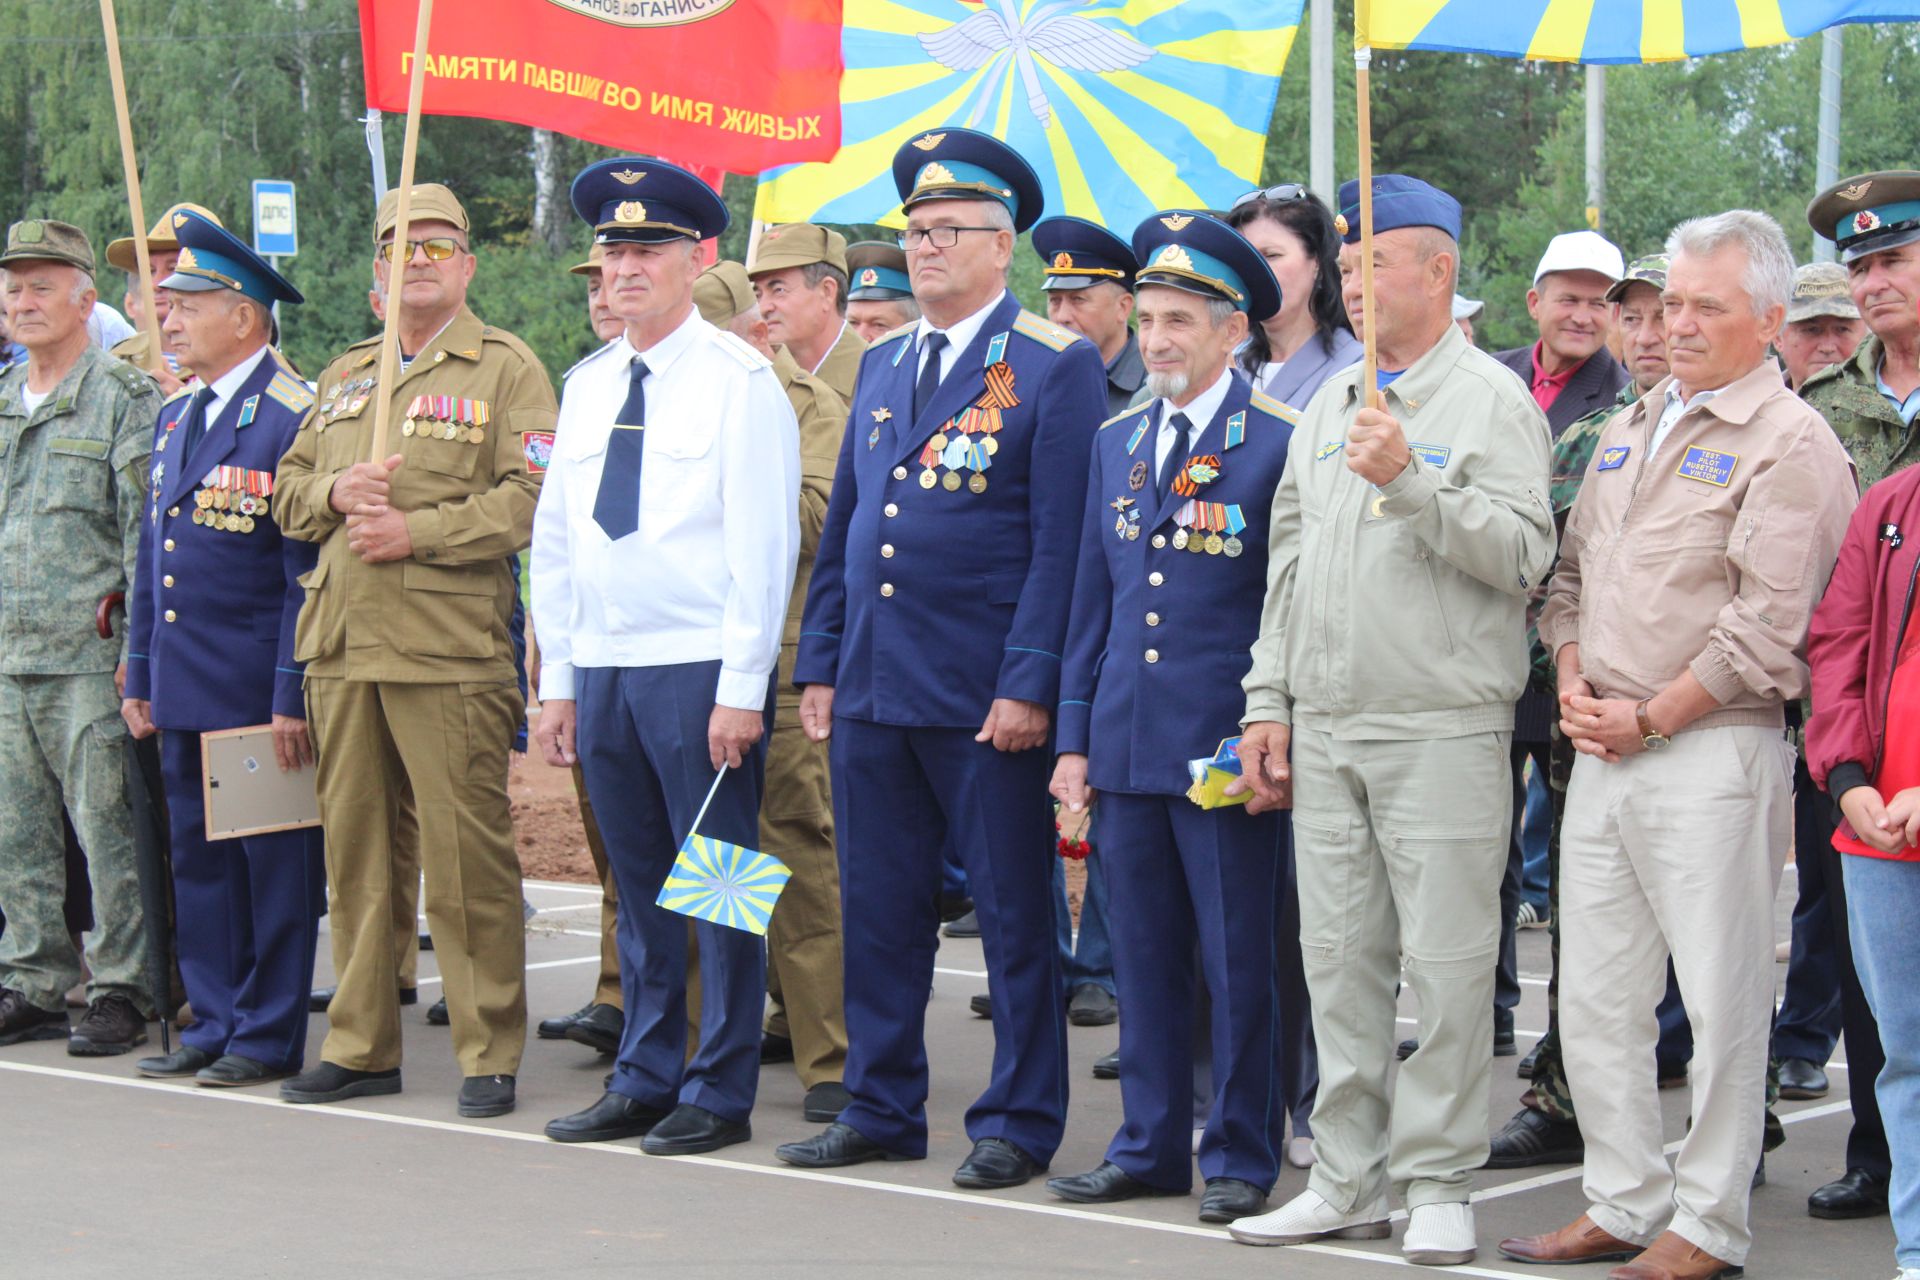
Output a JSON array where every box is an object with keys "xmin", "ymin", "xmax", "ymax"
[
  {"xmin": 377, "ymin": 237, "xmax": 466, "ymax": 263},
  {"xmin": 1229, "ymin": 184, "xmax": 1310, "ymax": 213}
]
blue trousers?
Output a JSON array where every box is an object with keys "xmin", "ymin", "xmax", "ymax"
[
  {"xmin": 831, "ymin": 717, "xmax": 1067, "ymax": 1160},
  {"xmin": 576, "ymin": 662, "xmax": 769, "ymax": 1123},
  {"xmin": 1773, "ymin": 777, "xmax": 1845, "ymax": 1064},
  {"xmin": 1053, "ymin": 841, "xmax": 1114, "ymax": 996},
  {"xmin": 1100, "ymin": 792, "xmax": 1286, "ymax": 1190},
  {"xmin": 1843, "ymin": 851, "xmax": 1920, "ymax": 1268},
  {"xmin": 161, "ymin": 731, "xmax": 324, "ymax": 1070}
]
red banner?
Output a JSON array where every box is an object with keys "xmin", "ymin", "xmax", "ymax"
[{"xmin": 359, "ymin": 0, "xmax": 843, "ymax": 175}]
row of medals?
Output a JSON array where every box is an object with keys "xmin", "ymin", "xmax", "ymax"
[
  {"xmin": 193, "ymin": 487, "xmax": 266, "ymax": 532},
  {"xmin": 919, "ymin": 428, "xmax": 995, "ymax": 493},
  {"xmin": 403, "ymin": 417, "xmax": 487, "ymax": 444},
  {"xmin": 1174, "ymin": 526, "xmax": 1243, "ymax": 557}
]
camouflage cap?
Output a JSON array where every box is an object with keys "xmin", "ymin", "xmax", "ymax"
[
  {"xmin": 1603, "ymin": 253, "xmax": 1667, "ymax": 303},
  {"xmin": 373, "ymin": 183, "xmax": 471, "ymax": 244},
  {"xmin": 105, "ymin": 202, "xmax": 222, "ymax": 273},
  {"xmin": 694, "ymin": 260, "xmax": 755, "ymax": 327},
  {"xmin": 747, "ymin": 223, "xmax": 848, "ymax": 278},
  {"xmin": 0, "ymin": 219, "xmax": 96, "ymax": 274},
  {"xmin": 568, "ymin": 241, "xmax": 605, "ymax": 278},
  {"xmin": 1786, "ymin": 261, "xmax": 1859, "ymax": 324}
]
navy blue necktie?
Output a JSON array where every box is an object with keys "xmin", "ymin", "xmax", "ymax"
[
  {"xmin": 592, "ymin": 357, "xmax": 650, "ymax": 541},
  {"xmin": 913, "ymin": 332, "xmax": 948, "ymax": 421},
  {"xmin": 179, "ymin": 387, "xmax": 213, "ymax": 472},
  {"xmin": 1159, "ymin": 411, "xmax": 1193, "ymax": 499}
]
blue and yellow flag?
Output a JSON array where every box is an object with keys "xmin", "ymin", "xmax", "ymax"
[
  {"xmin": 656, "ymin": 835, "xmax": 792, "ymax": 936},
  {"xmin": 1365, "ymin": 0, "xmax": 1920, "ymax": 64},
  {"xmin": 756, "ymin": 0, "xmax": 1304, "ymax": 231}
]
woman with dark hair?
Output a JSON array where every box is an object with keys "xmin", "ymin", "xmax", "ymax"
[{"xmin": 1224, "ymin": 184, "xmax": 1361, "ymax": 410}]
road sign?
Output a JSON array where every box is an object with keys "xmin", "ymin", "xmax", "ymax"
[{"xmin": 251, "ymin": 180, "xmax": 297, "ymax": 257}]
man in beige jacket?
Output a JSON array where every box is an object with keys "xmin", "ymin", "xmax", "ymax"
[
  {"xmin": 1228, "ymin": 175, "xmax": 1555, "ymax": 1266},
  {"xmin": 1506, "ymin": 210, "xmax": 1858, "ymax": 1280}
]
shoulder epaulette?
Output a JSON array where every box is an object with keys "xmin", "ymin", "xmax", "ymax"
[
  {"xmin": 564, "ymin": 338, "xmax": 621, "ymax": 380},
  {"xmin": 1247, "ymin": 389, "xmax": 1299, "ymax": 424},
  {"xmin": 103, "ymin": 358, "xmax": 152, "ymax": 395},
  {"xmin": 712, "ymin": 330, "xmax": 771, "ymax": 371},
  {"xmin": 265, "ymin": 369, "xmax": 315, "ymax": 412},
  {"xmin": 160, "ymin": 383, "xmax": 195, "ymax": 408},
  {"xmin": 873, "ymin": 323, "xmax": 916, "ymax": 346},
  {"xmin": 1012, "ymin": 310, "xmax": 1079, "ymax": 352},
  {"xmin": 1100, "ymin": 405, "xmax": 1148, "ymax": 431}
]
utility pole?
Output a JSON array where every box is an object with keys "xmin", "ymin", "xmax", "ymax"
[
  {"xmin": 1814, "ymin": 26, "xmax": 1843, "ymax": 263},
  {"xmin": 364, "ymin": 108, "xmax": 390, "ymax": 204},
  {"xmin": 1585, "ymin": 64, "xmax": 1604, "ymax": 231},
  {"xmin": 1310, "ymin": 0, "xmax": 1334, "ymax": 198}
]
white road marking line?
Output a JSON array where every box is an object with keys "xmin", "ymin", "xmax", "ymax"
[{"xmin": 413, "ymin": 955, "xmax": 599, "ymax": 988}]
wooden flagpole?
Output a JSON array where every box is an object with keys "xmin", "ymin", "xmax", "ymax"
[
  {"xmin": 369, "ymin": 0, "xmax": 436, "ymax": 463},
  {"xmin": 98, "ymin": 0, "xmax": 163, "ymax": 374},
  {"xmin": 1355, "ymin": 0, "xmax": 1380, "ymax": 410}
]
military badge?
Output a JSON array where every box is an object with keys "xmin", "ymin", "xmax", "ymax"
[
  {"xmin": 1333, "ymin": 213, "xmax": 1349, "ymax": 236},
  {"xmin": 1128, "ymin": 460, "xmax": 1147, "ymax": 491},
  {"xmin": 1596, "ymin": 445, "xmax": 1630, "ymax": 472},
  {"xmin": 521, "ymin": 429, "xmax": 556, "ymax": 474},
  {"xmin": 1840, "ymin": 181, "xmax": 1873, "ymax": 201},
  {"xmin": 860, "ymin": 268, "xmax": 879, "ymax": 287},
  {"xmin": 1172, "ymin": 454, "xmax": 1221, "ymax": 497},
  {"xmin": 1159, "ymin": 214, "xmax": 1194, "ymax": 232},
  {"xmin": 916, "ymin": 162, "xmax": 957, "ymax": 190},
  {"xmin": 912, "ymin": 133, "xmax": 946, "ymax": 151},
  {"xmin": 1855, "ymin": 209, "xmax": 1883, "ymax": 235},
  {"xmin": 1052, "ymin": 251, "xmax": 1074, "ymax": 270},
  {"xmin": 615, "ymin": 201, "xmax": 647, "ymax": 225}
]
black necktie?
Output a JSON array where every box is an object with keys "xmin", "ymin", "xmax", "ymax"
[
  {"xmin": 1159, "ymin": 411, "xmax": 1193, "ymax": 498},
  {"xmin": 179, "ymin": 387, "xmax": 213, "ymax": 471},
  {"xmin": 914, "ymin": 332, "xmax": 948, "ymax": 420},
  {"xmin": 591, "ymin": 356, "xmax": 650, "ymax": 541}
]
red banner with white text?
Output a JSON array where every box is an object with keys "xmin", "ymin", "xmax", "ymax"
[{"xmin": 359, "ymin": 0, "xmax": 843, "ymax": 175}]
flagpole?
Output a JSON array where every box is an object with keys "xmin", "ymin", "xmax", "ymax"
[
  {"xmin": 688, "ymin": 764, "xmax": 730, "ymax": 840},
  {"xmin": 98, "ymin": 0, "xmax": 163, "ymax": 374},
  {"xmin": 1354, "ymin": 0, "xmax": 1379, "ymax": 409},
  {"xmin": 369, "ymin": 0, "xmax": 435, "ymax": 463}
]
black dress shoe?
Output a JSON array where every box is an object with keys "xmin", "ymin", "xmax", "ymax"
[
  {"xmin": 1809, "ymin": 1167, "xmax": 1889, "ymax": 1219},
  {"xmin": 944, "ymin": 908, "xmax": 981, "ymax": 939},
  {"xmin": 760, "ymin": 1032, "xmax": 795, "ymax": 1064},
  {"xmin": 1067, "ymin": 984, "xmax": 1118, "ymax": 1027},
  {"xmin": 640, "ymin": 1103, "xmax": 750, "ymax": 1155},
  {"xmin": 969, "ymin": 993, "xmax": 992, "ymax": 1019},
  {"xmin": 136, "ymin": 1044, "xmax": 218, "ymax": 1078},
  {"xmin": 803, "ymin": 1081, "xmax": 852, "ymax": 1123},
  {"xmin": 938, "ymin": 891, "xmax": 974, "ymax": 923},
  {"xmin": 538, "ymin": 1002, "xmax": 595, "ymax": 1039},
  {"xmin": 1777, "ymin": 1056, "xmax": 1830, "ymax": 1100},
  {"xmin": 1493, "ymin": 1027, "xmax": 1517, "ymax": 1057},
  {"xmin": 1047, "ymin": 1161, "xmax": 1180, "ymax": 1204},
  {"xmin": 1485, "ymin": 1106, "xmax": 1584, "ymax": 1169},
  {"xmin": 1092, "ymin": 1049, "xmax": 1119, "ymax": 1080},
  {"xmin": 1200, "ymin": 1177, "xmax": 1269, "ymax": 1223},
  {"xmin": 953, "ymin": 1136, "xmax": 1044, "ymax": 1189},
  {"xmin": 197, "ymin": 1055, "xmax": 291, "ymax": 1087},
  {"xmin": 459, "ymin": 1074, "xmax": 516, "ymax": 1118},
  {"xmin": 776, "ymin": 1121, "xmax": 912, "ymax": 1168},
  {"xmin": 545, "ymin": 1090, "xmax": 669, "ymax": 1143},
  {"xmin": 398, "ymin": 987, "xmax": 418, "ymax": 1007},
  {"xmin": 1396, "ymin": 1037, "xmax": 1419, "ymax": 1060},
  {"xmin": 426, "ymin": 997, "xmax": 449, "ymax": 1026},
  {"xmin": 1753, "ymin": 1153, "xmax": 1766, "ymax": 1189},
  {"xmin": 308, "ymin": 987, "xmax": 335, "ymax": 1014},
  {"xmin": 564, "ymin": 1003, "xmax": 623, "ymax": 1055},
  {"xmin": 280, "ymin": 1061, "xmax": 402, "ymax": 1104}
]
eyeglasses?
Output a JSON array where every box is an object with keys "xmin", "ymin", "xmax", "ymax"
[
  {"xmin": 1229, "ymin": 184, "xmax": 1310, "ymax": 213},
  {"xmin": 896, "ymin": 226, "xmax": 1001, "ymax": 250},
  {"xmin": 376, "ymin": 237, "xmax": 466, "ymax": 263}
]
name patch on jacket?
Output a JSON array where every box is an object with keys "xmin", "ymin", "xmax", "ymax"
[
  {"xmin": 1596, "ymin": 445, "xmax": 1630, "ymax": 471},
  {"xmin": 1409, "ymin": 442, "xmax": 1451, "ymax": 469},
  {"xmin": 1676, "ymin": 445, "xmax": 1738, "ymax": 488}
]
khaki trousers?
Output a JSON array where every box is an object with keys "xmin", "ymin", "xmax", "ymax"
[
  {"xmin": 306, "ymin": 677, "xmax": 527, "ymax": 1075},
  {"xmin": 1561, "ymin": 724, "xmax": 1791, "ymax": 1266},
  {"xmin": 759, "ymin": 718, "xmax": 846, "ymax": 1086},
  {"xmin": 574, "ymin": 762, "xmax": 623, "ymax": 1009},
  {"xmin": 1290, "ymin": 724, "xmax": 1511, "ymax": 1211}
]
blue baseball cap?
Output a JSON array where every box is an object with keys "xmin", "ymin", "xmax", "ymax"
[
  {"xmin": 570, "ymin": 156, "xmax": 729, "ymax": 245},
  {"xmin": 159, "ymin": 209, "xmax": 302, "ymax": 306},
  {"xmin": 1131, "ymin": 210, "xmax": 1281, "ymax": 322},
  {"xmin": 891, "ymin": 128, "xmax": 1044, "ymax": 234},
  {"xmin": 1032, "ymin": 216, "xmax": 1137, "ymax": 292},
  {"xmin": 1334, "ymin": 175, "xmax": 1462, "ymax": 244}
]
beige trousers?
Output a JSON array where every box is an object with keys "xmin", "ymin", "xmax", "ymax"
[
  {"xmin": 1561, "ymin": 724, "xmax": 1792, "ymax": 1266},
  {"xmin": 1290, "ymin": 724, "xmax": 1511, "ymax": 1211}
]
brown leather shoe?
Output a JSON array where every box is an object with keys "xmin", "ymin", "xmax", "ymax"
[
  {"xmin": 1499, "ymin": 1215, "xmax": 1639, "ymax": 1265},
  {"xmin": 1607, "ymin": 1232, "xmax": 1743, "ymax": 1280}
]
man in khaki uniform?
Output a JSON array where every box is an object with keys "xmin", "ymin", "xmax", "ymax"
[
  {"xmin": 748, "ymin": 223, "xmax": 866, "ymax": 402},
  {"xmin": 105, "ymin": 202, "xmax": 222, "ymax": 394},
  {"xmin": 273, "ymin": 183, "xmax": 553, "ymax": 1119}
]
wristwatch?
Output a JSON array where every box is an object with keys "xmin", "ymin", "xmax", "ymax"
[{"xmin": 1635, "ymin": 699, "xmax": 1671, "ymax": 752}]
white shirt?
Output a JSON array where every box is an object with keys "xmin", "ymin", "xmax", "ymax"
[
  {"xmin": 1153, "ymin": 365, "xmax": 1235, "ymax": 477},
  {"xmin": 809, "ymin": 320, "xmax": 849, "ymax": 378},
  {"xmin": 531, "ymin": 307, "xmax": 801, "ymax": 710},
  {"xmin": 914, "ymin": 289, "xmax": 1006, "ymax": 383},
  {"xmin": 196, "ymin": 343, "xmax": 272, "ymax": 430},
  {"xmin": 20, "ymin": 386, "xmax": 48, "ymax": 414},
  {"xmin": 1649, "ymin": 380, "xmax": 1722, "ymax": 459}
]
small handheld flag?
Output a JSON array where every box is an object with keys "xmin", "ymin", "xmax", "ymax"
[{"xmin": 655, "ymin": 766, "xmax": 791, "ymax": 936}]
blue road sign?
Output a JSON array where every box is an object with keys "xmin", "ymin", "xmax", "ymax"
[{"xmin": 251, "ymin": 180, "xmax": 297, "ymax": 257}]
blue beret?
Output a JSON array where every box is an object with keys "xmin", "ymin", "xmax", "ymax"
[
  {"xmin": 1334, "ymin": 174, "xmax": 1462, "ymax": 244},
  {"xmin": 1130, "ymin": 210, "xmax": 1280, "ymax": 322},
  {"xmin": 1032, "ymin": 216, "xmax": 1136, "ymax": 292},
  {"xmin": 891, "ymin": 128, "xmax": 1044, "ymax": 234},
  {"xmin": 159, "ymin": 209, "xmax": 302, "ymax": 306},
  {"xmin": 570, "ymin": 156, "xmax": 728, "ymax": 244}
]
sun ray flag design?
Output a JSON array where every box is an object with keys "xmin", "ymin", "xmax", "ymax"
[
  {"xmin": 1363, "ymin": 0, "xmax": 1920, "ymax": 64},
  {"xmin": 656, "ymin": 835, "xmax": 793, "ymax": 936},
  {"xmin": 755, "ymin": 0, "xmax": 1305, "ymax": 232}
]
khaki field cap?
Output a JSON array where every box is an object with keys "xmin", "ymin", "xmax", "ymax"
[
  {"xmin": 568, "ymin": 241, "xmax": 605, "ymax": 277},
  {"xmin": 105, "ymin": 202, "xmax": 222, "ymax": 273},
  {"xmin": 694, "ymin": 261, "xmax": 755, "ymax": 327},
  {"xmin": 0, "ymin": 219, "xmax": 96, "ymax": 274},
  {"xmin": 747, "ymin": 223, "xmax": 848, "ymax": 277},
  {"xmin": 373, "ymin": 183, "xmax": 471, "ymax": 244},
  {"xmin": 1786, "ymin": 261, "xmax": 1860, "ymax": 324}
]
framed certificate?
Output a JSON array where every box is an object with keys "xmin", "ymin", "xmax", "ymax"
[{"xmin": 200, "ymin": 725, "xmax": 321, "ymax": 840}]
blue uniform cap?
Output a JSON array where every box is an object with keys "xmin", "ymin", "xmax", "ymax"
[
  {"xmin": 845, "ymin": 240, "xmax": 912, "ymax": 300},
  {"xmin": 891, "ymin": 128, "xmax": 1044, "ymax": 234},
  {"xmin": 1130, "ymin": 210, "xmax": 1281, "ymax": 323},
  {"xmin": 1808, "ymin": 171, "xmax": 1920, "ymax": 264},
  {"xmin": 158, "ymin": 209, "xmax": 303, "ymax": 306},
  {"xmin": 569, "ymin": 156, "xmax": 729, "ymax": 244},
  {"xmin": 1333, "ymin": 174, "xmax": 1462, "ymax": 244},
  {"xmin": 1032, "ymin": 216, "xmax": 1136, "ymax": 292}
]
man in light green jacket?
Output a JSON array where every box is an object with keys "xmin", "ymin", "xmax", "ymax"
[{"xmin": 1227, "ymin": 175, "xmax": 1554, "ymax": 1267}]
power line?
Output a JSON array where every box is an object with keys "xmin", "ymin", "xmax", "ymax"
[{"xmin": 8, "ymin": 25, "xmax": 358, "ymax": 46}]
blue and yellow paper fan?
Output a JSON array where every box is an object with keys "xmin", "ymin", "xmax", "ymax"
[{"xmin": 657, "ymin": 834, "xmax": 792, "ymax": 936}]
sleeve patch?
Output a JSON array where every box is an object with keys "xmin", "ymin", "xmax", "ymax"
[{"xmin": 521, "ymin": 429, "xmax": 556, "ymax": 473}]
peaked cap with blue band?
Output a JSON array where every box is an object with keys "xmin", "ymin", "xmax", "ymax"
[
  {"xmin": 1130, "ymin": 210, "xmax": 1280, "ymax": 323},
  {"xmin": 159, "ymin": 209, "xmax": 303, "ymax": 306},
  {"xmin": 845, "ymin": 240, "xmax": 912, "ymax": 300},
  {"xmin": 1333, "ymin": 174, "xmax": 1462, "ymax": 244},
  {"xmin": 891, "ymin": 128, "xmax": 1044, "ymax": 234},
  {"xmin": 1032, "ymin": 216, "xmax": 1137, "ymax": 292},
  {"xmin": 570, "ymin": 156, "xmax": 729, "ymax": 245},
  {"xmin": 1808, "ymin": 170, "xmax": 1920, "ymax": 265}
]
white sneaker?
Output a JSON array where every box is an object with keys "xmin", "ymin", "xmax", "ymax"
[
  {"xmin": 1402, "ymin": 1202, "xmax": 1476, "ymax": 1266},
  {"xmin": 1227, "ymin": 1189, "xmax": 1391, "ymax": 1247},
  {"xmin": 1286, "ymin": 1135, "xmax": 1316, "ymax": 1168}
]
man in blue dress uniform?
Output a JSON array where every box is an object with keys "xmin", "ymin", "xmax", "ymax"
[
  {"xmin": 119, "ymin": 210, "xmax": 325, "ymax": 1086},
  {"xmin": 775, "ymin": 128, "xmax": 1106, "ymax": 1188},
  {"xmin": 1045, "ymin": 211, "xmax": 1297, "ymax": 1222}
]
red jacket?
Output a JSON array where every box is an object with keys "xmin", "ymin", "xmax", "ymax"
[{"xmin": 1807, "ymin": 462, "xmax": 1920, "ymax": 837}]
